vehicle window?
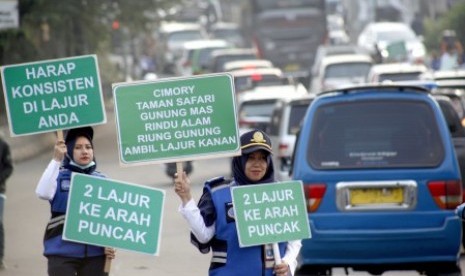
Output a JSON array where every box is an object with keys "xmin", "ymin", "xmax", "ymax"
[
  {"xmin": 254, "ymin": 0, "xmax": 324, "ymax": 11},
  {"xmin": 449, "ymin": 97, "xmax": 465, "ymax": 119},
  {"xmin": 197, "ymin": 47, "xmax": 227, "ymax": 68},
  {"xmin": 168, "ymin": 31, "xmax": 203, "ymax": 43},
  {"xmin": 240, "ymin": 100, "xmax": 277, "ymax": 118},
  {"xmin": 214, "ymin": 54, "xmax": 257, "ymax": 72},
  {"xmin": 234, "ymin": 76, "xmax": 254, "ymax": 92},
  {"xmin": 435, "ymin": 88, "xmax": 465, "ymax": 118},
  {"xmin": 269, "ymin": 103, "xmax": 283, "ymax": 135},
  {"xmin": 436, "ymin": 99, "xmax": 465, "ymax": 138},
  {"xmin": 375, "ymin": 28, "xmax": 416, "ymax": 42},
  {"xmin": 288, "ymin": 102, "xmax": 311, "ymax": 135},
  {"xmin": 378, "ymin": 72, "xmax": 422, "ymax": 82},
  {"xmin": 213, "ymin": 29, "xmax": 241, "ymax": 40},
  {"xmin": 234, "ymin": 74, "xmax": 287, "ymax": 92},
  {"xmin": 308, "ymin": 100, "xmax": 444, "ymax": 169},
  {"xmin": 324, "ymin": 63, "xmax": 372, "ymax": 79}
]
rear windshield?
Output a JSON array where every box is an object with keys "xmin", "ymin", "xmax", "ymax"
[
  {"xmin": 307, "ymin": 99, "xmax": 444, "ymax": 169},
  {"xmin": 254, "ymin": 0, "xmax": 324, "ymax": 11},
  {"xmin": 197, "ymin": 47, "xmax": 228, "ymax": 67},
  {"xmin": 378, "ymin": 72, "xmax": 422, "ymax": 82},
  {"xmin": 325, "ymin": 62, "xmax": 372, "ymax": 79},
  {"xmin": 214, "ymin": 54, "xmax": 257, "ymax": 72},
  {"xmin": 234, "ymin": 75, "xmax": 288, "ymax": 92},
  {"xmin": 240, "ymin": 99, "xmax": 277, "ymax": 118},
  {"xmin": 168, "ymin": 30, "xmax": 203, "ymax": 43}
]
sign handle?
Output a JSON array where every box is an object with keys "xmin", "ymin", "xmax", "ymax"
[
  {"xmin": 272, "ymin": 243, "xmax": 282, "ymax": 265},
  {"xmin": 104, "ymin": 257, "xmax": 112, "ymax": 274},
  {"xmin": 57, "ymin": 130, "xmax": 64, "ymax": 141},
  {"xmin": 176, "ymin": 162, "xmax": 183, "ymax": 176}
]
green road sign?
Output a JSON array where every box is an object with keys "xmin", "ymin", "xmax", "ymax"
[
  {"xmin": 0, "ymin": 55, "xmax": 106, "ymax": 136},
  {"xmin": 112, "ymin": 73, "xmax": 240, "ymax": 166},
  {"xmin": 63, "ymin": 174, "xmax": 165, "ymax": 255},
  {"xmin": 231, "ymin": 181, "xmax": 311, "ymax": 247}
]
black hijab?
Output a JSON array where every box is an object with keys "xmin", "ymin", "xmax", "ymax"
[
  {"xmin": 232, "ymin": 151, "xmax": 275, "ymax": 185},
  {"xmin": 62, "ymin": 127, "xmax": 96, "ymax": 174},
  {"xmin": 232, "ymin": 129, "xmax": 275, "ymax": 185}
]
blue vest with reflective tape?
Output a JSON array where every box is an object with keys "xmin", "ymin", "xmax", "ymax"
[
  {"xmin": 206, "ymin": 179, "xmax": 286, "ymax": 276},
  {"xmin": 43, "ymin": 169, "xmax": 106, "ymax": 258}
]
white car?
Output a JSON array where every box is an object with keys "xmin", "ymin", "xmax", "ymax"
[
  {"xmin": 357, "ymin": 22, "xmax": 426, "ymax": 63},
  {"xmin": 231, "ymin": 67, "xmax": 287, "ymax": 93},
  {"xmin": 175, "ymin": 39, "xmax": 230, "ymax": 76},
  {"xmin": 222, "ymin": 59, "xmax": 274, "ymax": 72},
  {"xmin": 366, "ymin": 62, "xmax": 428, "ymax": 83},
  {"xmin": 268, "ymin": 94, "xmax": 315, "ymax": 181},
  {"xmin": 310, "ymin": 53, "xmax": 373, "ymax": 93},
  {"xmin": 155, "ymin": 21, "xmax": 207, "ymax": 73},
  {"xmin": 237, "ymin": 86, "xmax": 308, "ymax": 136}
]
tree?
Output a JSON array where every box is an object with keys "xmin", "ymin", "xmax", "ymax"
[
  {"xmin": 423, "ymin": 1, "xmax": 465, "ymax": 55},
  {"xmin": 0, "ymin": 0, "xmax": 181, "ymax": 120}
]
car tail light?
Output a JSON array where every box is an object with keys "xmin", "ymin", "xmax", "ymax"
[
  {"xmin": 251, "ymin": 74, "xmax": 263, "ymax": 81},
  {"xmin": 303, "ymin": 183, "xmax": 326, "ymax": 212},
  {"xmin": 278, "ymin": 142, "xmax": 288, "ymax": 157},
  {"xmin": 427, "ymin": 180, "xmax": 462, "ymax": 209}
]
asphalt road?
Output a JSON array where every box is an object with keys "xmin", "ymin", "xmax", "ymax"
[{"xmin": 1, "ymin": 111, "xmax": 464, "ymax": 275}]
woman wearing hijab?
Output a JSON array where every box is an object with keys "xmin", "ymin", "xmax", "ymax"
[
  {"xmin": 174, "ymin": 129, "xmax": 302, "ymax": 276},
  {"xmin": 36, "ymin": 127, "xmax": 115, "ymax": 276}
]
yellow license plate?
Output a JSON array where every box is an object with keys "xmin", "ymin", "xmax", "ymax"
[
  {"xmin": 284, "ymin": 63, "xmax": 300, "ymax": 71},
  {"xmin": 350, "ymin": 187, "xmax": 404, "ymax": 205}
]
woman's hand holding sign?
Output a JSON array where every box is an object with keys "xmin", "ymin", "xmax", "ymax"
[{"xmin": 174, "ymin": 171, "xmax": 192, "ymax": 206}]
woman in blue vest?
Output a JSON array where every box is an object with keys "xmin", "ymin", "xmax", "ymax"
[
  {"xmin": 174, "ymin": 129, "xmax": 302, "ymax": 276},
  {"xmin": 36, "ymin": 127, "xmax": 115, "ymax": 276}
]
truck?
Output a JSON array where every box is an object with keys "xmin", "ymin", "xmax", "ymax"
[{"xmin": 238, "ymin": 0, "xmax": 328, "ymax": 87}]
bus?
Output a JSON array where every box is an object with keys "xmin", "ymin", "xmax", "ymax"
[{"xmin": 239, "ymin": 0, "xmax": 328, "ymax": 86}]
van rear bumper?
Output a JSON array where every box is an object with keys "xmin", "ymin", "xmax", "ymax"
[{"xmin": 300, "ymin": 216, "xmax": 461, "ymax": 265}]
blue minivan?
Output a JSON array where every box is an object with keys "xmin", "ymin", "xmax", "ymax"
[{"xmin": 292, "ymin": 85, "xmax": 462, "ymax": 275}]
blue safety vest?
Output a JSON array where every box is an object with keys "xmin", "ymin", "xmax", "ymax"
[
  {"xmin": 43, "ymin": 169, "xmax": 106, "ymax": 258},
  {"xmin": 197, "ymin": 178, "xmax": 287, "ymax": 276}
]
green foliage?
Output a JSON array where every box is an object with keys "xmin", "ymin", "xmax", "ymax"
[
  {"xmin": 423, "ymin": 1, "xmax": 465, "ymax": 53},
  {"xmin": 443, "ymin": 1, "xmax": 465, "ymax": 45},
  {"xmin": 0, "ymin": 0, "xmax": 181, "ymax": 120},
  {"xmin": 423, "ymin": 17, "xmax": 446, "ymax": 53}
]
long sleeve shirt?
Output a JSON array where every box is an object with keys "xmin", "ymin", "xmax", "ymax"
[
  {"xmin": 36, "ymin": 159, "xmax": 60, "ymax": 200},
  {"xmin": 179, "ymin": 198, "xmax": 302, "ymax": 275}
]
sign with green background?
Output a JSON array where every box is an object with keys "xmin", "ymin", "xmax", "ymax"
[
  {"xmin": 63, "ymin": 174, "xmax": 165, "ymax": 255},
  {"xmin": 231, "ymin": 181, "xmax": 311, "ymax": 247},
  {"xmin": 113, "ymin": 73, "xmax": 240, "ymax": 165},
  {"xmin": 0, "ymin": 55, "xmax": 106, "ymax": 136}
]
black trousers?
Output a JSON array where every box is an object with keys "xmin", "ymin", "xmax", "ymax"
[{"xmin": 47, "ymin": 255, "xmax": 107, "ymax": 276}]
